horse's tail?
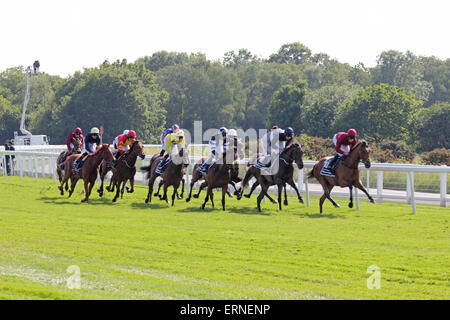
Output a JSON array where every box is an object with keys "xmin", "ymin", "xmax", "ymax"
[
  {"xmin": 140, "ymin": 165, "xmax": 152, "ymax": 180},
  {"xmin": 307, "ymin": 169, "xmax": 314, "ymax": 179}
]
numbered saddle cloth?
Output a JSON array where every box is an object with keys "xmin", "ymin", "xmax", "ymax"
[{"xmin": 320, "ymin": 158, "xmax": 335, "ymax": 177}]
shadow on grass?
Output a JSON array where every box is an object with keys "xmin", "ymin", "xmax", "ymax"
[
  {"xmin": 130, "ymin": 202, "xmax": 171, "ymax": 210},
  {"xmin": 293, "ymin": 212, "xmax": 346, "ymax": 219},
  {"xmin": 39, "ymin": 196, "xmax": 116, "ymax": 206}
]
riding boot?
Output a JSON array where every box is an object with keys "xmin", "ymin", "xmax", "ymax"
[
  {"xmin": 159, "ymin": 149, "xmax": 165, "ymax": 157},
  {"xmin": 73, "ymin": 153, "xmax": 87, "ymax": 173},
  {"xmin": 156, "ymin": 154, "xmax": 169, "ymax": 174},
  {"xmin": 331, "ymin": 154, "xmax": 341, "ymax": 173}
]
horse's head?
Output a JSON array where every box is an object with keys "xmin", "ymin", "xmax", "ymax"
[
  {"xmin": 358, "ymin": 140, "xmax": 371, "ymax": 168},
  {"xmin": 98, "ymin": 144, "xmax": 115, "ymax": 167},
  {"xmin": 72, "ymin": 137, "xmax": 83, "ymax": 153},
  {"xmin": 283, "ymin": 143, "xmax": 304, "ymax": 169},
  {"xmin": 130, "ymin": 140, "xmax": 146, "ymax": 160}
]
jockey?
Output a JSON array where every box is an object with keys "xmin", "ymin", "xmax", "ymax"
[
  {"xmin": 116, "ymin": 130, "xmax": 137, "ymax": 157},
  {"xmin": 155, "ymin": 129, "xmax": 185, "ymax": 174},
  {"xmin": 256, "ymin": 126, "xmax": 294, "ymax": 169},
  {"xmin": 159, "ymin": 124, "xmax": 180, "ymax": 157},
  {"xmin": 60, "ymin": 127, "xmax": 83, "ymax": 163},
  {"xmin": 197, "ymin": 127, "xmax": 229, "ymax": 174},
  {"xmin": 329, "ymin": 128, "xmax": 358, "ymax": 172},
  {"xmin": 73, "ymin": 127, "xmax": 101, "ymax": 173},
  {"xmin": 113, "ymin": 130, "xmax": 129, "ymax": 154}
]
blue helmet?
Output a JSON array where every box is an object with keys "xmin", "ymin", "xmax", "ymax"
[
  {"xmin": 219, "ymin": 127, "xmax": 228, "ymax": 137},
  {"xmin": 285, "ymin": 127, "xmax": 294, "ymax": 136}
]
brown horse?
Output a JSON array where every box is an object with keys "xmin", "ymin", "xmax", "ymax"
[
  {"xmin": 185, "ymin": 157, "xmax": 241, "ymax": 202},
  {"xmin": 59, "ymin": 144, "xmax": 115, "ymax": 202},
  {"xmin": 142, "ymin": 147, "xmax": 190, "ymax": 206},
  {"xmin": 200, "ymin": 151, "xmax": 239, "ymax": 211},
  {"xmin": 110, "ymin": 140, "xmax": 145, "ymax": 202},
  {"xmin": 309, "ymin": 140, "xmax": 374, "ymax": 214},
  {"xmin": 238, "ymin": 143, "xmax": 304, "ymax": 212},
  {"xmin": 56, "ymin": 137, "xmax": 83, "ymax": 192}
]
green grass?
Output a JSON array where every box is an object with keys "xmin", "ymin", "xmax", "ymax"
[{"xmin": 0, "ymin": 176, "xmax": 449, "ymax": 300}]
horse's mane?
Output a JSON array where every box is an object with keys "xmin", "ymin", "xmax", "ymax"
[
  {"xmin": 349, "ymin": 140, "xmax": 366, "ymax": 153},
  {"xmin": 94, "ymin": 144, "xmax": 109, "ymax": 154}
]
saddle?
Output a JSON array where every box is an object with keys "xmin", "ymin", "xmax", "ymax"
[{"xmin": 320, "ymin": 155, "xmax": 342, "ymax": 177}]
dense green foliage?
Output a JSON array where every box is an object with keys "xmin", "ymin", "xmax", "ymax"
[
  {"xmin": 0, "ymin": 177, "xmax": 449, "ymax": 299},
  {"xmin": 0, "ymin": 43, "xmax": 448, "ymax": 153}
]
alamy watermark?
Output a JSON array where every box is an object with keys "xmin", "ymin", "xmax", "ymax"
[
  {"xmin": 366, "ymin": 265, "xmax": 381, "ymax": 289},
  {"xmin": 66, "ymin": 265, "xmax": 81, "ymax": 289}
]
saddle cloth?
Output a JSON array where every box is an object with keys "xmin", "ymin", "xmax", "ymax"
[{"xmin": 320, "ymin": 158, "xmax": 335, "ymax": 177}]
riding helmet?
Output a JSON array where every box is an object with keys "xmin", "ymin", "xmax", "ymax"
[
  {"xmin": 123, "ymin": 130, "xmax": 129, "ymax": 135},
  {"xmin": 284, "ymin": 127, "xmax": 294, "ymax": 136},
  {"xmin": 219, "ymin": 127, "xmax": 228, "ymax": 136},
  {"xmin": 347, "ymin": 128, "xmax": 357, "ymax": 137},
  {"xmin": 171, "ymin": 124, "xmax": 180, "ymax": 132},
  {"xmin": 128, "ymin": 130, "xmax": 137, "ymax": 139},
  {"xmin": 74, "ymin": 127, "xmax": 83, "ymax": 134},
  {"xmin": 90, "ymin": 127, "xmax": 100, "ymax": 134}
]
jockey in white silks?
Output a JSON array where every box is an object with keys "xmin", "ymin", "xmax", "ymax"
[
  {"xmin": 197, "ymin": 127, "xmax": 229, "ymax": 174},
  {"xmin": 256, "ymin": 126, "xmax": 294, "ymax": 175}
]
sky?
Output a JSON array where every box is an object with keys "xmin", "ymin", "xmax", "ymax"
[{"xmin": 1, "ymin": 0, "xmax": 448, "ymax": 77}]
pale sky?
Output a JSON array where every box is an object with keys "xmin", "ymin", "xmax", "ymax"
[{"xmin": 1, "ymin": 0, "xmax": 448, "ymax": 77}]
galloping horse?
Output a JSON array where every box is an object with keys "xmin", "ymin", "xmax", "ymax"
[
  {"xmin": 56, "ymin": 137, "xmax": 83, "ymax": 192},
  {"xmin": 109, "ymin": 140, "xmax": 146, "ymax": 202},
  {"xmin": 200, "ymin": 151, "xmax": 239, "ymax": 211},
  {"xmin": 238, "ymin": 143, "xmax": 304, "ymax": 212},
  {"xmin": 309, "ymin": 140, "xmax": 375, "ymax": 214},
  {"xmin": 185, "ymin": 157, "xmax": 241, "ymax": 202},
  {"xmin": 142, "ymin": 147, "xmax": 190, "ymax": 206},
  {"xmin": 59, "ymin": 144, "xmax": 115, "ymax": 202}
]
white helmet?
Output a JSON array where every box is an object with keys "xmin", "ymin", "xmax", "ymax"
[
  {"xmin": 228, "ymin": 129, "xmax": 237, "ymax": 137},
  {"xmin": 123, "ymin": 130, "xmax": 129, "ymax": 135}
]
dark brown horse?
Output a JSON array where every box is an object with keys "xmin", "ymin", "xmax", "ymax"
[
  {"xmin": 142, "ymin": 147, "xmax": 190, "ymax": 206},
  {"xmin": 200, "ymin": 151, "xmax": 239, "ymax": 211},
  {"xmin": 59, "ymin": 144, "xmax": 115, "ymax": 202},
  {"xmin": 309, "ymin": 140, "xmax": 374, "ymax": 214},
  {"xmin": 185, "ymin": 157, "xmax": 241, "ymax": 202},
  {"xmin": 109, "ymin": 140, "xmax": 146, "ymax": 202},
  {"xmin": 238, "ymin": 143, "xmax": 304, "ymax": 212},
  {"xmin": 56, "ymin": 137, "xmax": 83, "ymax": 192}
]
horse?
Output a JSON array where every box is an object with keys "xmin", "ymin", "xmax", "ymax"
[
  {"xmin": 185, "ymin": 156, "xmax": 241, "ymax": 202},
  {"xmin": 308, "ymin": 140, "xmax": 375, "ymax": 214},
  {"xmin": 56, "ymin": 137, "xmax": 83, "ymax": 192},
  {"xmin": 200, "ymin": 151, "xmax": 239, "ymax": 211},
  {"xmin": 59, "ymin": 144, "xmax": 115, "ymax": 202},
  {"xmin": 108, "ymin": 140, "xmax": 146, "ymax": 202},
  {"xmin": 237, "ymin": 143, "xmax": 304, "ymax": 212},
  {"xmin": 142, "ymin": 146, "xmax": 190, "ymax": 206}
]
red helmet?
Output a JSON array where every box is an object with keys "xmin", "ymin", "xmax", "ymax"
[
  {"xmin": 127, "ymin": 130, "xmax": 136, "ymax": 139},
  {"xmin": 347, "ymin": 129, "xmax": 357, "ymax": 137},
  {"xmin": 271, "ymin": 126, "xmax": 279, "ymax": 130},
  {"xmin": 74, "ymin": 127, "xmax": 83, "ymax": 134}
]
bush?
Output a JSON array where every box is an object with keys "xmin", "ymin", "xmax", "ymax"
[
  {"xmin": 421, "ymin": 148, "xmax": 450, "ymax": 166},
  {"xmin": 297, "ymin": 134, "xmax": 335, "ymax": 161},
  {"xmin": 372, "ymin": 140, "xmax": 416, "ymax": 162}
]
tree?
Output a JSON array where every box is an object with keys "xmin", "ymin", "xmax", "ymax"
[
  {"xmin": 266, "ymin": 81, "xmax": 308, "ymax": 131},
  {"xmin": 334, "ymin": 84, "xmax": 422, "ymax": 143},
  {"xmin": 0, "ymin": 94, "xmax": 21, "ymax": 142},
  {"xmin": 136, "ymin": 51, "xmax": 189, "ymax": 72},
  {"xmin": 416, "ymin": 102, "xmax": 450, "ymax": 151},
  {"xmin": 49, "ymin": 60, "xmax": 167, "ymax": 144},
  {"xmin": 302, "ymin": 84, "xmax": 361, "ymax": 138},
  {"xmin": 269, "ymin": 42, "xmax": 312, "ymax": 65},
  {"xmin": 223, "ymin": 49, "xmax": 260, "ymax": 67}
]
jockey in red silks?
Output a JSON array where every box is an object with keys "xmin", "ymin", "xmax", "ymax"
[
  {"xmin": 66, "ymin": 127, "xmax": 84, "ymax": 150},
  {"xmin": 60, "ymin": 127, "xmax": 84, "ymax": 163},
  {"xmin": 116, "ymin": 130, "xmax": 137, "ymax": 157},
  {"xmin": 329, "ymin": 128, "xmax": 358, "ymax": 172}
]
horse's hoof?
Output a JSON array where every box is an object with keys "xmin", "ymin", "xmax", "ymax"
[
  {"xmin": 186, "ymin": 198, "xmax": 190, "ymax": 202},
  {"xmin": 65, "ymin": 185, "xmax": 69, "ymax": 191},
  {"xmin": 244, "ymin": 194, "xmax": 251, "ymax": 198},
  {"xmin": 127, "ymin": 189, "xmax": 134, "ymax": 193},
  {"xmin": 334, "ymin": 203, "xmax": 340, "ymax": 208},
  {"xmin": 125, "ymin": 186, "xmax": 130, "ymax": 192},
  {"xmin": 283, "ymin": 200, "xmax": 288, "ymax": 206},
  {"xmin": 201, "ymin": 205, "xmax": 205, "ymax": 210},
  {"xmin": 177, "ymin": 195, "xmax": 182, "ymax": 200},
  {"xmin": 193, "ymin": 194, "xmax": 199, "ymax": 199},
  {"xmin": 299, "ymin": 198, "xmax": 304, "ymax": 204},
  {"xmin": 112, "ymin": 198, "xmax": 117, "ymax": 203},
  {"xmin": 154, "ymin": 193, "xmax": 159, "ymax": 196},
  {"xmin": 105, "ymin": 186, "xmax": 111, "ymax": 192},
  {"xmin": 145, "ymin": 198, "xmax": 149, "ymax": 203},
  {"xmin": 348, "ymin": 202, "xmax": 353, "ymax": 208},
  {"xmin": 369, "ymin": 198, "xmax": 375, "ymax": 204},
  {"xmin": 271, "ymin": 200, "xmax": 278, "ymax": 204},
  {"xmin": 81, "ymin": 199, "xmax": 87, "ymax": 203},
  {"xmin": 99, "ymin": 193, "xmax": 103, "ymax": 197}
]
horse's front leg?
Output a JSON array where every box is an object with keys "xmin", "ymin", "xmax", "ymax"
[
  {"xmin": 81, "ymin": 180, "xmax": 90, "ymax": 202},
  {"xmin": 162, "ymin": 184, "xmax": 170, "ymax": 204},
  {"xmin": 244, "ymin": 181, "xmax": 259, "ymax": 198},
  {"xmin": 120, "ymin": 179, "xmax": 127, "ymax": 199},
  {"xmin": 113, "ymin": 180, "xmax": 122, "ymax": 202},
  {"xmin": 201, "ymin": 186, "xmax": 212, "ymax": 210},
  {"xmin": 287, "ymin": 178, "xmax": 303, "ymax": 204},
  {"xmin": 127, "ymin": 176, "xmax": 135, "ymax": 193},
  {"xmin": 172, "ymin": 185, "xmax": 179, "ymax": 206},
  {"xmin": 177, "ymin": 178, "xmax": 185, "ymax": 200},
  {"xmin": 277, "ymin": 184, "xmax": 283, "ymax": 210},
  {"xmin": 155, "ymin": 180, "xmax": 163, "ymax": 198},
  {"xmin": 145, "ymin": 177, "xmax": 153, "ymax": 203},
  {"xmin": 348, "ymin": 184, "xmax": 354, "ymax": 208},
  {"xmin": 221, "ymin": 185, "xmax": 227, "ymax": 211},
  {"xmin": 354, "ymin": 179, "xmax": 375, "ymax": 203}
]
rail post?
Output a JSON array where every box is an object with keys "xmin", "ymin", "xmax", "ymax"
[
  {"xmin": 304, "ymin": 169, "xmax": 310, "ymax": 208},
  {"xmin": 440, "ymin": 170, "xmax": 447, "ymax": 207},
  {"xmin": 376, "ymin": 171, "xmax": 383, "ymax": 203},
  {"xmin": 408, "ymin": 171, "xmax": 416, "ymax": 214},
  {"xmin": 406, "ymin": 172, "xmax": 411, "ymax": 204}
]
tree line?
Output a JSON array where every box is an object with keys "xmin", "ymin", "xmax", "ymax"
[{"xmin": 0, "ymin": 42, "xmax": 448, "ymax": 153}]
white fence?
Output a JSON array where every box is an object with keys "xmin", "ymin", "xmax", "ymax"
[{"xmin": 1, "ymin": 148, "xmax": 449, "ymax": 214}]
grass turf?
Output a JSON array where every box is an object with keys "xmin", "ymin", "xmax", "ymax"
[{"xmin": 0, "ymin": 176, "xmax": 448, "ymax": 299}]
